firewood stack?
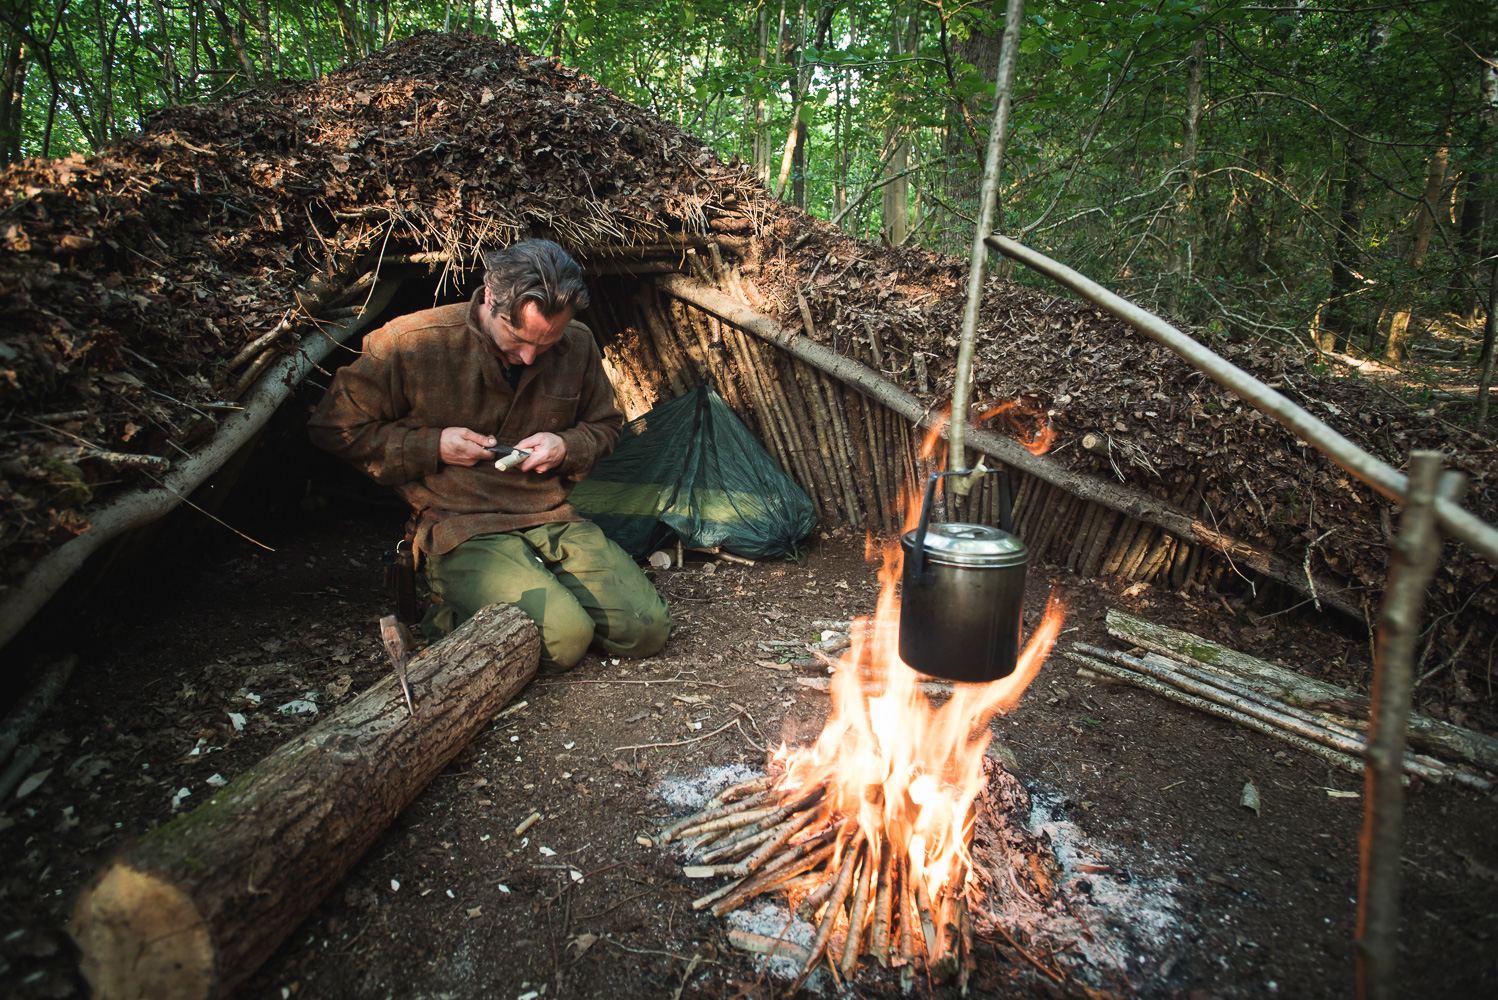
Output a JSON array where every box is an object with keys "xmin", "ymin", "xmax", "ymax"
[{"xmin": 663, "ymin": 765, "xmax": 1044, "ymax": 992}]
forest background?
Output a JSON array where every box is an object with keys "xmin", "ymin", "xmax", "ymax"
[{"xmin": 3, "ymin": 0, "xmax": 1496, "ymax": 412}]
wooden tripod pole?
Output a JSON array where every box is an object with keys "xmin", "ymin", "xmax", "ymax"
[
  {"xmin": 948, "ymin": 0, "xmax": 1025, "ymax": 495},
  {"xmin": 1355, "ymin": 451, "xmax": 1451, "ymax": 999}
]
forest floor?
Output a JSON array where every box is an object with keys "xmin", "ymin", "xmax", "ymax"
[{"xmin": 2, "ymin": 487, "xmax": 1497, "ymax": 999}]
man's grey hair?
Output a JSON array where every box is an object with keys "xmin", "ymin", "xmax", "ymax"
[{"xmin": 483, "ymin": 239, "xmax": 589, "ymax": 325}]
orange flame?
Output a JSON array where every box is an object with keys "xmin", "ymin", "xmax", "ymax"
[
  {"xmin": 977, "ymin": 399, "xmax": 1056, "ymax": 455},
  {"xmin": 774, "ymin": 531, "xmax": 1068, "ymax": 946}
]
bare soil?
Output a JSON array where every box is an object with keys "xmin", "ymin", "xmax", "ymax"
[{"xmin": 2, "ymin": 473, "xmax": 1496, "ymax": 999}]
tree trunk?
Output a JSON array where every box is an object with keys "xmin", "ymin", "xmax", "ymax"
[
  {"xmin": 258, "ymin": 0, "xmax": 274, "ymax": 79},
  {"xmin": 792, "ymin": 117, "xmax": 808, "ymax": 209},
  {"xmin": 754, "ymin": 4, "xmax": 771, "ymax": 186},
  {"xmin": 0, "ymin": 31, "xmax": 24, "ymax": 165},
  {"xmin": 1458, "ymin": 60, "xmax": 1496, "ymax": 323},
  {"xmin": 1476, "ymin": 252, "xmax": 1498, "ymax": 425},
  {"xmin": 1166, "ymin": 36, "xmax": 1206, "ymax": 315},
  {"xmin": 1323, "ymin": 138, "xmax": 1369, "ymax": 352},
  {"xmin": 205, "ymin": 0, "xmax": 257, "ymax": 85},
  {"xmin": 881, "ymin": 14, "xmax": 919, "ymax": 246},
  {"xmin": 1381, "ymin": 136, "xmax": 1450, "ymax": 364},
  {"xmin": 329, "ymin": 0, "xmax": 363, "ymax": 62},
  {"xmin": 70, "ymin": 604, "xmax": 540, "ymax": 1000}
]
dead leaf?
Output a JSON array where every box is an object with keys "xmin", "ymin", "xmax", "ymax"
[{"xmin": 1240, "ymin": 780, "xmax": 1261, "ymax": 816}]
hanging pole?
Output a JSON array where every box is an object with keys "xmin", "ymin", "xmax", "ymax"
[
  {"xmin": 948, "ymin": 0, "xmax": 1026, "ymax": 496},
  {"xmin": 1355, "ymin": 451, "xmax": 1454, "ymax": 999}
]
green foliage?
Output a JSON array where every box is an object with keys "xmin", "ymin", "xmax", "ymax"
[{"xmin": 1, "ymin": 0, "xmax": 1494, "ymax": 384}]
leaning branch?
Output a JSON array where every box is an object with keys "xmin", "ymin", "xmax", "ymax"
[
  {"xmin": 986, "ymin": 235, "xmax": 1498, "ymax": 567},
  {"xmin": 654, "ymin": 273, "xmax": 1359, "ymax": 616},
  {"xmin": 0, "ymin": 279, "xmax": 401, "ymax": 651}
]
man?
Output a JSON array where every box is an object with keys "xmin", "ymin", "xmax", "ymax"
[{"xmin": 309, "ymin": 239, "xmax": 670, "ymax": 669}]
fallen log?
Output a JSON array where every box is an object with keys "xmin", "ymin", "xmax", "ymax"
[
  {"xmin": 69, "ymin": 603, "xmax": 539, "ymax": 1000},
  {"xmin": 1064, "ymin": 649, "xmax": 1368, "ymax": 777},
  {"xmin": 1071, "ymin": 643, "xmax": 1464, "ymax": 785},
  {"xmin": 1106, "ymin": 608, "xmax": 1498, "ymax": 774}
]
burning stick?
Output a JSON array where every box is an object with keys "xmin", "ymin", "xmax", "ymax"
[
  {"xmin": 715, "ymin": 774, "xmax": 775, "ymax": 803},
  {"xmin": 682, "ymin": 827, "xmax": 728, "ymax": 856},
  {"xmin": 662, "ymin": 793, "xmax": 775, "ymax": 842},
  {"xmin": 672, "ymin": 804, "xmax": 781, "ymax": 842},
  {"xmin": 796, "ymin": 874, "xmax": 837, "ymax": 922},
  {"xmin": 792, "ymin": 835, "xmax": 865, "ymax": 993},
  {"xmin": 957, "ymin": 895, "xmax": 976, "ymax": 996},
  {"xmin": 870, "ymin": 838, "xmax": 894, "ymax": 966},
  {"xmin": 733, "ymin": 805, "xmax": 824, "ymax": 876},
  {"xmin": 839, "ymin": 840, "xmax": 875, "ymax": 978},
  {"xmin": 699, "ymin": 820, "xmax": 788, "ymax": 864},
  {"xmin": 690, "ymin": 875, "xmax": 746, "ymax": 911},
  {"xmin": 696, "ymin": 786, "xmax": 826, "ymax": 862},
  {"xmin": 710, "ymin": 839, "xmax": 838, "ymax": 917},
  {"xmin": 659, "ymin": 777, "xmax": 777, "ymax": 842},
  {"xmin": 726, "ymin": 929, "xmax": 811, "ymax": 965},
  {"xmin": 914, "ymin": 880, "xmax": 941, "ymax": 970},
  {"xmin": 897, "ymin": 852, "xmax": 918, "ymax": 969},
  {"xmin": 755, "ymin": 825, "xmax": 837, "ymax": 877}
]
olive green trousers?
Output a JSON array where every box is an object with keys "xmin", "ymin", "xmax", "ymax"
[{"xmin": 422, "ymin": 521, "xmax": 670, "ymax": 670}]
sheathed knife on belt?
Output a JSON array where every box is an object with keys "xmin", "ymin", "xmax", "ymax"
[{"xmin": 379, "ymin": 614, "xmax": 416, "ymax": 715}]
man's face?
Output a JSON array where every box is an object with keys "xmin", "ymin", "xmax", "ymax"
[{"xmin": 483, "ymin": 289, "xmax": 571, "ymax": 367}]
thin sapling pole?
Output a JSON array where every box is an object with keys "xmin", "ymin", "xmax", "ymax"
[
  {"xmin": 1356, "ymin": 452, "xmax": 1450, "ymax": 1000},
  {"xmin": 949, "ymin": 0, "xmax": 1026, "ymax": 494}
]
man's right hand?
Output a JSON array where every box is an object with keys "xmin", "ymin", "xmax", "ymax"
[{"xmin": 440, "ymin": 427, "xmax": 497, "ymax": 466}]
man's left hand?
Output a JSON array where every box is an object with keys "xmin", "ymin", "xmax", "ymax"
[{"xmin": 515, "ymin": 432, "xmax": 567, "ymax": 473}]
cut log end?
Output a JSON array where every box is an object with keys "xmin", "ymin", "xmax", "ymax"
[
  {"xmin": 66, "ymin": 603, "xmax": 539, "ymax": 999},
  {"xmin": 72, "ymin": 865, "xmax": 214, "ymax": 1000}
]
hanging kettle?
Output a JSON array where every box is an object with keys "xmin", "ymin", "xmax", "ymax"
[{"xmin": 898, "ymin": 469, "xmax": 1030, "ymax": 683}]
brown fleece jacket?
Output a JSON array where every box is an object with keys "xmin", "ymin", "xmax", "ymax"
[{"xmin": 307, "ymin": 289, "xmax": 622, "ymax": 556}]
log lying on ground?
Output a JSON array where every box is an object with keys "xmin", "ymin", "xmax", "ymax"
[
  {"xmin": 1068, "ymin": 643, "xmax": 1492, "ymax": 788},
  {"xmin": 70, "ymin": 603, "xmax": 539, "ymax": 1000},
  {"xmin": 655, "ymin": 273, "xmax": 1359, "ymax": 618},
  {"xmin": 1106, "ymin": 609, "xmax": 1498, "ymax": 774}
]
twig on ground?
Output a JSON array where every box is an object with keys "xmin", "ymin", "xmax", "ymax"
[
  {"xmin": 991, "ymin": 925, "xmax": 1064, "ymax": 984},
  {"xmin": 613, "ymin": 712, "xmax": 747, "ymax": 752}
]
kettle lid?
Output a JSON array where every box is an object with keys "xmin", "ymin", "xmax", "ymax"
[{"xmin": 902, "ymin": 522, "xmax": 1030, "ymax": 568}]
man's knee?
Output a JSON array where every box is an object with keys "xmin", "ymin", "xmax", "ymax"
[
  {"xmin": 607, "ymin": 598, "xmax": 671, "ymax": 658},
  {"xmin": 538, "ymin": 601, "xmax": 596, "ymax": 670}
]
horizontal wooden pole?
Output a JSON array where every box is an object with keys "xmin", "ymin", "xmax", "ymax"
[
  {"xmin": 987, "ymin": 233, "xmax": 1498, "ymax": 567},
  {"xmin": 654, "ymin": 273, "xmax": 1359, "ymax": 617}
]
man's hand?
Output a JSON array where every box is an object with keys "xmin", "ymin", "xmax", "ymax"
[
  {"xmin": 515, "ymin": 431, "xmax": 567, "ymax": 473},
  {"xmin": 440, "ymin": 427, "xmax": 497, "ymax": 466}
]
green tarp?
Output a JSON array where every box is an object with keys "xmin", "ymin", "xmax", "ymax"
[{"xmin": 570, "ymin": 386, "xmax": 816, "ymax": 560}]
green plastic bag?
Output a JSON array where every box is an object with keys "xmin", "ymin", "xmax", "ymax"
[{"xmin": 570, "ymin": 386, "xmax": 817, "ymax": 560}]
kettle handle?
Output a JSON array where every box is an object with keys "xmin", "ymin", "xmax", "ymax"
[{"xmin": 907, "ymin": 468, "xmax": 971, "ymax": 586}]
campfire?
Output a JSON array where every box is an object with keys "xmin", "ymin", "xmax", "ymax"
[{"xmin": 660, "ymin": 502, "xmax": 1066, "ymax": 989}]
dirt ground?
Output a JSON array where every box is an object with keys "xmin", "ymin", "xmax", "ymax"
[{"xmin": 2, "ymin": 454, "xmax": 1497, "ymax": 999}]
